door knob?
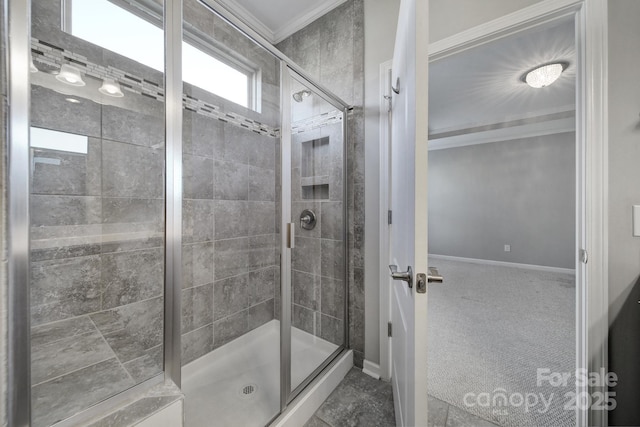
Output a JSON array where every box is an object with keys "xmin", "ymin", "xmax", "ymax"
[
  {"xmin": 415, "ymin": 267, "xmax": 444, "ymax": 293},
  {"xmin": 389, "ymin": 265, "xmax": 413, "ymax": 288},
  {"xmin": 427, "ymin": 267, "xmax": 443, "ymax": 283}
]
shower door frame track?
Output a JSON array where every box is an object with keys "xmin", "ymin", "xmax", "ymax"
[{"xmin": 6, "ymin": 0, "xmax": 31, "ymax": 425}]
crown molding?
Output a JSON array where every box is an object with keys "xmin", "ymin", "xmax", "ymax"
[
  {"xmin": 216, "ymin": 0, "xmax": 347, "ymax": 45},
  {"xmin": 272, "ymin": 0, "xmax": 347, "ymax": 43},
  {"xmin": 428, "ymin": 0, "xmax": 582, "ymax": 61},
  {"xmin": 428, "ymin": 116, "xmax": 575, "ymax": 151},
  {"xmin": 216, "ymin": 0, "xmax": 276, "ymax": 43}
]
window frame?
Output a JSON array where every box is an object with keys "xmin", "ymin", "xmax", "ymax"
[{"xmin": 61, "ymin": 0, "xmax": 261, "ymax": 111}]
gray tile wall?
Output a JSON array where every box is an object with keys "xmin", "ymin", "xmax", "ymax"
[
  {"xmin": 277, "ymin": 0, "xmax": 366, "ymax": 367},
  {"xmin": 180, "ymin": 0, "xmax": 280, "ymax": 365},
  {"xmin": 181, "ymin": 111, "xmax": 279, "ymax": 365},
  {"xmin": 30, "ymin": 79, "xmax": 166, "ymax": 425},
  {"xmin": 289, "ymin": 123, "xmax": 346, "ymax": 347}
]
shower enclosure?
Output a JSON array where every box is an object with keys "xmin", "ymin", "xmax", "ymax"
[{"xmin": 6, "ymin": 0, "xmax": 349, "ymax": 425}]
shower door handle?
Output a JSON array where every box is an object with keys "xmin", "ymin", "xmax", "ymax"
[{"xmin": 286, "ymin": 223, "xmax": 295, "ymax": 248}]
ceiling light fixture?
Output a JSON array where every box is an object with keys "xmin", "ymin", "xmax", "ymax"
[
  {"xmin": 56, "ymin": 64, "xmax": 86, "ymax": 86},
  {"xmin": 521, "ymin": 62, "xmax": 568, "ymax": 88},
  {"xmin": 98, "ymin": 78, "xmax": 124, "ymax": 97}
]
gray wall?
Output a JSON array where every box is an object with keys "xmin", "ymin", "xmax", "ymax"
[
  {"xmin": 428, "ymin": 133, "xmax": 576, "ymax": 269},
  {"xmin": 277, "ymin": 0, "xmax": 366, "ymax": 367},
  {"xmin": 607, "ymin": 1, "xmax": 640, "ymax": 424}
]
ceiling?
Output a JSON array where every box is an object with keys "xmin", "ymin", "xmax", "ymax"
[
  {"xmin": 429, "ymin": 17, "xmax": 576, "ymax": 149},
  {"xmin": 216, "ymin": 0, "xmax": 346, "ymax": 44}
]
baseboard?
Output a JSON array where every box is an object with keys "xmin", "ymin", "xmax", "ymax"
[
  {"xmin": 271, "ymin": 350, "xmax": 353, "ymax": 427},
  {"xmin": 362, "ymin": 360, "xmax": 381, "ymax": 380},
  {"xmin": 428, "ymin": 254, "xmax": 576, "ymax": 275}
]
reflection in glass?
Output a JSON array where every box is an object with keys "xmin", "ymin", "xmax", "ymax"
[{"xmin": 29, "ymin": 0, "xmax": 166, "ymax": 425}]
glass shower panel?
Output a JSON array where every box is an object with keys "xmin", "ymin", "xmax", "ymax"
[
  {"xmin": 180, "ymin": 1, "xmax": 281, "ymax": 426},
  {"xmin": 289, "ymin": 75, "xmax": 346, "ymax": 392},
  {"xmin": 29, "ymin": 0, "xmax": 166, "ymax": 425}
]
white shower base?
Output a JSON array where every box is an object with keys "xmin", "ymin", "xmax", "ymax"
[{"xmin": 182, "ymin": 320, "xmax": 338, "ymax": 427}]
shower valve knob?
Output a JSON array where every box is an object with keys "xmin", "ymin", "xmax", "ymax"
[{"xmin": 299, "ymin": 209, "xmax": 317, "ymax": 230}]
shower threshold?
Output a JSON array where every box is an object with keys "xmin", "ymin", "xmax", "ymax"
[{"xmin": 182, "ymin": 320, "xmax": 338, "ymax": 427}]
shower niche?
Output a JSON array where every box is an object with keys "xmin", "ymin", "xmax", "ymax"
[{"xmin": 300, "ymin": 136, "xmax": 330, "ymax": 200}]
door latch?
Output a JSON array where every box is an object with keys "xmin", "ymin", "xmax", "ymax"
[{"xmin": 416, "ymin": 273, "xmax": 426, "ymax": 293}]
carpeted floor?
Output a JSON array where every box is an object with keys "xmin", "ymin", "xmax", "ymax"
[{"xmin": 427, "ymin": 258, "xmax": 576, "ymax": 427}]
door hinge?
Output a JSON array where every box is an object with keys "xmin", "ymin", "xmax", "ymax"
[
  {"xmin": 388, "ymin": 210, "xmax": 392, "ymax": 225},
  {"xmin": 388, "ymin": 322, "xmax": 392, "ymax": 337},
  {"xmin": 384, "ymin": 94, "xmax": 392, "ymax": 112}
]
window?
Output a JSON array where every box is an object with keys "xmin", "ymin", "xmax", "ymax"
[{"xmin": 66, "ymin": 0, "xmax": 255, "ymax": 109}]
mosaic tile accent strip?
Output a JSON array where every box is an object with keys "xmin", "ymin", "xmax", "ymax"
[
  {"xmin": 291, "ymin": 109, "xmax": 343, "ymax": 135},
  {"xmin": 30, "ymin": 38, "xmax": 279, "ymax": 138}
]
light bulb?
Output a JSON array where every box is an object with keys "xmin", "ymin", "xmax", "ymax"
[
  {"xmin": 522, "ymin": 62, "xmax": 568, "ymax": 89},
  {"xmin": 98, "ymin": 78, "xmax": 124, "ymax": 97},
  {"xmin": 56, "ymin": 64, "xmax": 86, "ymax": 86}
]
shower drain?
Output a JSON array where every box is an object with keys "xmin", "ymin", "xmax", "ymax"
[{"xmin": 239, "ymin": 384, "xmax": 258, "ymax": 399}]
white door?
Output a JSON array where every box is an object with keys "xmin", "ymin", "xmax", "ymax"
[{"xmin": 389, "ymin": 0, "xmax": 429, "ymax": 426}]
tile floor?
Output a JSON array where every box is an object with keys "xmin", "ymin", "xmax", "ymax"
[{"xmin": 307, "ymin": 368, "xmax": 499, "ymax": 427}]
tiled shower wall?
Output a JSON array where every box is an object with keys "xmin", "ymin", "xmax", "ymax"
[
  {"xmin": 277, "ymin": 0, "xmax": 366, "ymax": 367},
  {"xmin": 290, "ymin": 121, "xmax": 346, "ymax": 347},
  {"xmin": 180, "ymin": 0, "xmax": 281, "ymax": 364}
]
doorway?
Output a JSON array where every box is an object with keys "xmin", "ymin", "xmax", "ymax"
[
  {"xmin": 376, "ymin": 3, "xmax": 605, "ymax": 425},
  {"xmin": 425, "ymin": 15, "xmax": 578, "ymax": 427},
  {"xmin": 426, "ymin": 16, "xmax": 578, "ymax": 427}
]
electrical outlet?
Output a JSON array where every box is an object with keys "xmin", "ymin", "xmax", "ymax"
[{"xmin": 504, "ymin": 244, "xmax": 511, "ymax": 252}]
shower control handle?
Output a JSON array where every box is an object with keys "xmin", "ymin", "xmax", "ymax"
[
  {"xmin": 299, "ymin": 209, "xmax": 317, "ymax": 230},
  {"xmin": 389, "ymin": 265, "xmax": 413, "ymax": 289}
]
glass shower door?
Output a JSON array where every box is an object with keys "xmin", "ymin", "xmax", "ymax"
[
  {"xmin": 29, "ymin": 1, "xmax": 166, "ymax": 425},
  {"xmin": 286, "ymin": 70, "xmax": 347, "ymax": 395},
  {"xmin": 180, "ymin": 2, "xmax": 282, "ymax": 427}
]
